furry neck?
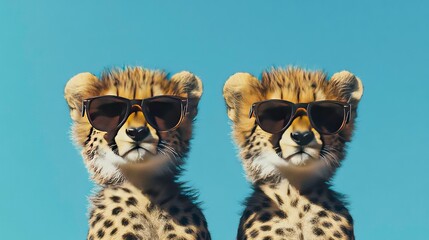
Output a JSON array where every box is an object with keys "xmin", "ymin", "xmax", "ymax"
[
  {"xmin": 257, "ymin": 176, "xmax": 327, "ymax": 202},
  {"xmin": 119, "ymin": 162, "xmax": 179, "ymax": 191}
]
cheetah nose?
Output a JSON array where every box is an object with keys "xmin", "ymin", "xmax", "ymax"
[
  {"xmin": 290, "ymin": 131, "xmax": 314, "ymax": 146},
  {"xmin": 126, "ymin": 126, "xmax": 149, "ymax": 142}
]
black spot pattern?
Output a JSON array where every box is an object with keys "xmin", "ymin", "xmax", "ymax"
[
  {"xmin": 164, "ymin": 223, "xmax": 174, "ymax": 231},
  {"xmin": 249, "ymin": 229, "xmax": 259, "ymax": 238},
  {"xmin": 275, "ymin": 228, "xmax": 285, "ymax": 236},
  {"xmin": 260, "ymin": 225, "xmax": 271, "ymax": 231},
  {"xmin": 122, "ymin": 233, "xmax": 139, "ymax": 240},
  {"xmin": 332, "ymin": 214, "xmax": 341, "ymax": 221},
  {"xmin": 103, "ymin": 220, "xmax": 113, "ymax": 228},
  {"xmin": 91, "ymin": 213, "xmax": 103, "ymax": 227},
  {"xmin": 129, "ymin": 212, "xmax": 138, "ymax": 218},
  {"xmin": 97, "ymin": 229, "xmax": 105, "ymax": 238},
  {"xmin": 333, "ymin": 231, "xmax": 342, "ymax": 238},
  {"xmin": 322, "ymin": 221, "xmax": 333, "ymax": 228},
  {"xmin": 291, "ymin": 198, "xmax": 299, "ymax": 207},
  {"xmin": 133, "ymin": 224, "xmax": 144, "ymax": 231},
  {"xmin": 110, "ymin": 196, "xmax": 121, "ymax": 203},
  {"xmin": 121, "ymin": 218, "xmax": 129, "ymax": 226},
  {"xmin": 125, "ymin": 197, "xmax": 138, "ymax": 206},
  {"xmin": 112, "ymin": 207, "xmax": 123, "ymax": 215},
  {"xmin": 274, "ymin": 194, "xmax": 283, "ymax": 205},
  {"xmin": 340, "ymin": 225, "xmax": 351, "ymax": 235},
  {"xmin": 258, "ymin": 212, "xmax": 272, "ymax": 222},
  {"xmin": 313, "ymin": 227, "xmax": 325, "ymax": 236},
  {"xmin": 303, "ymin": 204, "xmax": 311, "ymax": 212},
  {"xmin": 274, "ymin": 210, "xmax": 287, "ymax": 219},
  {"xmin": 318, "ymin": 210, "xmax": 328, "ymax": 218},
  {"xmin": 167, "ymin": 233, "xmax": 177, "ymax": 239}
]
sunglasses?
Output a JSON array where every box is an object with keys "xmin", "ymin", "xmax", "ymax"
[
  {"xmin": 81, "ymin": 95, "xmax": 188, "ymax": 132},
  {"xmin": 249, "ymin": 100, "xmax": 351, "ymax": 135}
]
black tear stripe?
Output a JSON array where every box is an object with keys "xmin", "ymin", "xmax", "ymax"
[
  {"xmin": 109, "ymin": 141, "xmax": 119, "ymax": 155},
  {"xmin": 84, "ymin": 127, "xmax": 94, "ymax": 146},
  {"xmin": 105, "ymin": 130, "xmax": 120, "ymax": 155}
]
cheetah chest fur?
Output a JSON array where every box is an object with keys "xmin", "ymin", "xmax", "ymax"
[
  {"xmin": 88, "ymin": 182, "xmax": 210, "ymax": 240},
  {"xmin": 239, "ymin": 181, "xmax": 354, "ymax": 240}
]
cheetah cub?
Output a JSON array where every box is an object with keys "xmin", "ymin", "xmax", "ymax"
[
  {"xmin": 65, "ymin": 67, "xmax": 210, "ymax": 240},
  {"xmin": 223, "ymin": 68, "xmax": 363, "ymax": 240}
]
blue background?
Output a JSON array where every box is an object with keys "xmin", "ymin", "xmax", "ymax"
[{"xmin": 1, "ymin": 1, "xmax": 428, "ymax": 239}]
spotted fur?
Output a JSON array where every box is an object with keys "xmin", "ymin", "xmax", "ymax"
[
  {"xmin": 223, "ymin": 67, "xmax": 363, "ymax": 240},
  {"xmin": 65, "ymin": 67, "xmax": 210, "ymax": 240}
]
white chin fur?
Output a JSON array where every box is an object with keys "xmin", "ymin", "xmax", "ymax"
[
  {"xmin": 90, "ymin": 148, "xmax": 126, "ymax": 182},
  {"xmin": 288, "ymin": 153, "xmax": 312, "ymax": 166},
  {"xmin": 289, "ymin": 153, "xmax": 310, "ymax": 166},
  {"xmin": 283, "ymin": 147, "xmax": 320, "ymax": 166},
  {"xmin": 139, "ymin": 143, "xmax": 157, "ymax": 155},
  {"xmin": 251, "ymin": 151, "xmax": 289, "ymax": 178},
  {"xmin": 251, "ymin": 148, "xmax": 323, "ymax": 180},
  {"xmin": 123, "ymin": 148, "xmax": 148, "ymax": 162}
]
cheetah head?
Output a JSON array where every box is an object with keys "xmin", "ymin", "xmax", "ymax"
[
  {"xmin": 223, "ymin": 67, "xmax": 363, "ymax": 185},
  {"xmin": 65, "ymin": 67, "xmax": 202, "ymax": 185}
]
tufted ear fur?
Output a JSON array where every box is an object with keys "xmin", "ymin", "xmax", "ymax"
[
  {"xmin": 329, "ymin": 71, "xmax": 364, "ymax": 105},
  {"xmin": 64, "ymin": 72, "xmax": 101, "ymax": 121},
  {"xmin": 223, "ymin": 72, "xmax": 264, "ymax": 121},
  {"xmin": 168, "ymin": 71, "xmax": 203, "ymax": 98},
  {"xmin": 166, "ymin": 71, "xmax": 203, "ymax": 118}
]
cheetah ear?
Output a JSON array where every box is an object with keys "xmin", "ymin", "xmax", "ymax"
[
  {"xmin": 167, "ymin": 71, "xmax": 203, "ymax": 117},
  {"xmin": 64, "ymin": 72, "xmax": 101, "ymax": 121},
  {"xmin": 168, "ymin": 71, "xmax": 203, "ymax": 99},
  {"xmin": 329, "ymin": 71, "xmax": 364, "ymax": 104},
  {"xmin": 223, "ymin": 72, "xmax": 264, "ymax": 121}
]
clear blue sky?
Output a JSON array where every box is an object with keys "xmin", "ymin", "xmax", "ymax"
[{"xmin": 1, "ymin": 1, "xmax": 428, "ymax": 239}]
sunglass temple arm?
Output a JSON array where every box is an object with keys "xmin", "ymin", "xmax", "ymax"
[
  {"xmin": 81, "ymin": 101, "xmax": 87, "ymax": 117},
  {"xmin": 184, "ymin": 98, "xmax": 189, "ymax": 115},
  {"xmin": 248, "ymin": 105, "xmax": 254, "ymax": 118},
  {"xmin": 345, "ymin": 104, "xmax": 352, "ymax": 123}
]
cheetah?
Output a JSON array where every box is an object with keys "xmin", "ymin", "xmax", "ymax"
[
  {"xmin": 223, "ymin": 67, "xmax": 364, "ymax": 240},
  {"xmin": 64, "ymin": 67, "xmax": 211, "ymax": 240}
]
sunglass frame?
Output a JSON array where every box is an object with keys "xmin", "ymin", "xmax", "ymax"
[
  {"xmin": 81, "ymin": 95, "xmax": 188, "ymax": 132},
  {"xmin": 249, "ymin": 99, "xmax": 351, "ymax": 135}
]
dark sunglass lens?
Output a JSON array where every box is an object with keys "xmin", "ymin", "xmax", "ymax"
[
  {"xmin": 143, "ymin": 97, "xmax": 182, "ymax": 131},
  {"xmin": 310, "ymin": 102, "xmax": 345, "ymax": 134},
  {"xmin": 88, "ymin": 97, "xmax": 128, "ymax": 131},
  {"xmin": 256, "ymin": 101, "xmax": 293, "ymax": 133}
]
